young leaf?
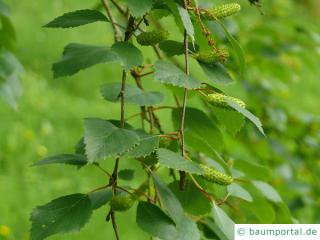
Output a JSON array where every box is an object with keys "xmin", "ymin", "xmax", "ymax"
[
  {"xmin": 30, "ymin": 194, "xmax": 92, "ymax": 240},
  {"xmin": 212, "ymin": 205, "xmax": 234, "ymax": 240},
  {"xmin": 89, "ymin": 188, "xmax": 113, "ymax": 210},
  {"xmin": 33, "ymin": 154, "xmax": 87, "ymax": 168},
  {"xmin": 157, "ymin": 148, "xmax": 204, "ymax": 175},
  {"xmin": 136, "ymin": 201, "xmax": 177, "ymax": 240},
  {"xmin": 199, "ymin": 62, "xmax": 233, "ymax": 84},
  {"xmin": 252, "ymin": 181, "xmax": 283, "ymax": 203},
  {"xmin": 227, "ymin": 183, "xmax": 253, "ymax": 202},
  {"xmin": 226, "ymin": 99, "xmax": 265, "ymax": 135},
  {"xmin": 159, "ymin": 40, "xmax": 199, "ymax": 56},
  {"xmin": 154, "ymin": 60, "xmax": 200, "ymax": 89},
  {"xmin": 101, "ymin": 82, "xmax": 164, "ymax": 106},
  {"xmin": 84, "ymin": 118, "xmax": 140, "ymax": 162},
  {"xmin": 44, "ymin": 9, "xmax": 108, "ymax": 28},
  {"xmin": 53, "ymin": 42, "xmax": 143, "ymax": 78},
  {"xmin": 118, "ymin": 169, "xmax": 135, "ymax": 181},
  {"xmin": 124, "ymin": 0, "xmax": 154, "ymax": 17},
  {"xmin": 126, "ymin": 131, "xmax": 160, "ymax": 158}
]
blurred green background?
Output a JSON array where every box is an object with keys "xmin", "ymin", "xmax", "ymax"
[{"xmin": 0, "ymin": 0, "xmax": 319, "ymax": 239}]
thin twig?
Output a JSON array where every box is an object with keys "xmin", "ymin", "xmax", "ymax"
[
  {"xmin": 94, "ymin": 163, "xmax": 111, "ymax": 177},
  {"xmin": 189, "ymin": 174, "xmax": 215, "ymax": 203},
  {"xmin": 102, "ymin": 0, "xmax": 122, "ymax": 42},
  {"xmin": 110, "ymin": 0, "xmax": 127, "ymax": 16}
]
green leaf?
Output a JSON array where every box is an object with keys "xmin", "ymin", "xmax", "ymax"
[
  {"xmin": 159, "ymin": 40, "xmax": 199, "ymax": 56},
  {"xmin": 200, "ymin": 62, "xmax": 233, "ymax": 84},
  {"xmin": 169, "ymin": 181, "xmax": 212, "ymax": 216},
  {"xmin": 33, "ymin": 154, "xmax": 87, "ymax": 168},
  {"xmin": 53, "ymin": 42, "xmax": 143, "ymax": 78},
  {"xmin": 216, "ymin": 20, "xmax": 246, "ymax": 77},
  {"xmin": 252, "ymin": 181, "xmax": 283, "ymax": 203},
  {"xmin": 241, "ymin": 196, "xmax": 275, "ymax": 223},
  {"xmin": 136, "ymin": 201, "xmax": 177, "ymax": 240},
  {"xmin": 44, "ymin": 9, "xmax": 108, "ymax": 28},
  {"xmin": 126, "ymin": 130, "xmax": 160, "ymax": 158},
  {"xmin": 154, "ymin": 60, "xmax": 200, "ymax": 89},
  {"xmin": 227, "ymin": 183, "xmax": 253, "ymax": 202},
  {"xmin": 172, "ymin": 108, "xmax": 223, "ymax": 151},
  {"xmin": 30, "ymin": 194, "xmax": 92, "ymax": 240},
  {"xmin": 118, "ymin": 169, "xmax": 135, "ymax": 181},
  {"xmin": 124, "ymin": 0, "xmax": 154, "ymax": 17},
  {"xmin": 226, "ymin": 99, "xmax": 265, "ymax": 135},
  {"xmin": 84, "ymin": 118, "xmax": 140, "ymax": 162},
  {"xmin": 233, "ymin": 160, "xmax": 271, "ymax": 181},
  {"xmin": 101, "ymin": 82, "xmax": 164, "ymax": 106},
  {"xmin": 212, "ymin": 205, "xmax": 234, "ymax": 240},
  {"xmin": 0, "ymin": 0, "xmax": 10, "ymax": 17},
  {"xmin": 157, "ymin": 148, "xmax": 204, "ymax": 175},
  {"xmin": 111, "ymin": 42, "xmax": 144, "ymax": 70},
  {"xmin": 176, "ymin": 4, "xmax": 194, "ymax": 41},
  {"xmin": 152, "ymin": 174, "xmax": 201, "ymax": 240},
  {"xmin": 89, "ymin": 188, "xmax": 112, "ymax": 210}
]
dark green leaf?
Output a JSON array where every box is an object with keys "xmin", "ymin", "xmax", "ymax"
[
  {"xmin": 212, "ymin": 205, "xmax": 234, "ymax": 240},
  {"xmin": 124, "ymin": 0, "xmax": 154, "ymax": 17},
  {"xmin": 89, "ymin": 188, "xmax": 112, "ymax": 210},
  {"xmin": 154, "ymin": 60, "xmax": 200, "ymax": 89},
  {"xmin": 172, "ymin": 108, "xmax": 223, "ymax": 150},
  {"xmin": 118, "ymin": 169, "xmax": 135, "ymax": 181},
  {"xmin": 30, "ymin": 194, "xmax": 92, "ymax": 240},
  {"xmin": 242, "ymin": 196, "xmax": 275, "ymax": 223},
  {"xmin": 53, "ymin": 42, "xmax": 143, "ymax": 78},
  {"xmin": 226, "ymin": 99, "xmax": 265, "ymax": 135},
  {"xmin": 126, "ymin": 130, "xmax": 160, "ymax": 158},
  {"xmin": 84, "ymin": 118, "xmax": 140, "ymax": 162},
  {"xmin": 101, "ymin": 82, "xmax": 164, "ymax": 106},
  {"xmin": 169, "ymin": 181, "xmax": 212, "ymax": 216},
  {"xmin": 159, "ymin": 40, "xmax": 199, "ymax": 56},
  {"xmin": 44, "ymin": 9, "xmax": 108, "ymax": 28},
  {"xmin": 157, "ymin": 148, "xmax": 204, "ymax": 175},
  {"xmin": 33, "ymin": 154, "xmax": 87, "ymax": 168},
  {"xmin": 136, "ymin": 201, "xmax": 177, "ymax": 240},
  {"xmin": 200, "ymin": 62, "xmax": 233, "ymax": 84}
]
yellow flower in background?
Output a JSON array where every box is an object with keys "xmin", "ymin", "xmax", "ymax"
[{"xmin": 0, "ymin": 225, "xmax": 10, "ymax": 237}]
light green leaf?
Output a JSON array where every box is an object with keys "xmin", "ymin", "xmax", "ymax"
[
  {"xmin": 0, "ymin": 0, "xmax": 10, "ymax": 17},
  {"xmin": 154, "ymin": 60, "xmax": 200, "ymax": 89},
  {"xmin": 124, "ymin": 0, "xmax": 154, "ymax": 17},
  {"xmin": 233, "ymin": 160, "xmax": 271, "ymax": 181},
  {"xmin": 136, "ymin": 201, "xmax": 177, "ymax": 240},
  {"xmin": 30, "ymin": 194, "xmax": 92, "ymax": 240},
  {"xmin": 227, "ymin": 183, "xmax": 252, "ymax": 202},
  {"xmin": 200, "ymin": 62, "xmax": 233, "ymax": 84},
  {"xmin": 226, "ymin": 99, "xmax": 265, "ymax": 135},
  {"xmin": 169, "ymin": 181, "xmax": 212, "ymax": 216},
  {"xmin": 159, "ymin": 40, "xmax": 199, "ymax": 56},
  {"xmin": 101, "ymin": 82, "xmax": 164, "ymax": 106},
  {"xmin": 53, "ymin": 42, "xmax": 143, "ymax": 78},
  {"xmin": 242, "ymin": 196, "xmax": 275, "ymax": 223},
  {"xmin": 126, "ymin": 130, "xmax": 160, "ymax": 158},
  {"xmin": 177, "ymin": 4, "xmax": 194, "ymax": 41},
  {"xmin": 252, "ymin": 181, "xmax": 283, "ymax": 203},
  {"xmin": 157, "ymin": 148, "xmax": 204, "ymax": 175},
  {"xmin": 33, "ymin": 154, "xmax": 87, "ymax": 168},
  {"xmin": 212, "ymin": 205, "xmax": 234, "ymax": 240},
  {"xmin": 84, "ymin": 118, "xmax": 140, "ymax": 162},
  {"xmin": 44, "ymin": 9, "xmax": 108, "ymax": 28},
  {"xmin": 89, "ymin": 188, "xmax": 112, "ymax": 210},
  {"xmin": 216, "ymin": 20, "xmax": 246, "ymax": 77},
  {"xmin": 118, "ymin": 169, "xmax": 135, "ymax": 181},
  {"xmin": 172, "ymin": 108, "xmax": 223, "ymax": 151},
  {"xmin": 152, "ymin": 174, "xmax": 201, "ymax": 240}
]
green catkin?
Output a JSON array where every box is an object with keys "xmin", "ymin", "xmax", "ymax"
[
  {"xmin": 136, "ymin": 30, "xmax": 169, "ymax": 46},
  {"xmin": 110, "ymin": 196, "xmax": 134, "ymax": 212},
  {"xmin": 196, "ymin": 49, "xmax": 229, "ymax": 64},
  {"xmin": 201, "ymin": 3, "xmax": 241, "ymax": 20},
  {"xmin": 207, "ymin": 92, "xmax": 246, "ymax": 109},
  {"xmin": 200, "ymin": 164, "xmax": 233, "ymax": 185}
]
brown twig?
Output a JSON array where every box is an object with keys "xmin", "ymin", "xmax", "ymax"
[
  {"xmin": 110, "ymin": 0, "xmax": 127, "ymax": 16},
  {"xmin": 102, "ymin": 0, "xmax": 122, "ymax": 42}
]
